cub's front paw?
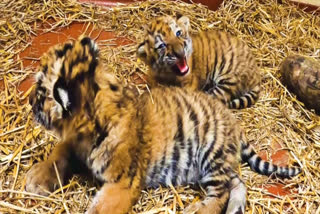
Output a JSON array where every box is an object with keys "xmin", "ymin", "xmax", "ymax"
[{"xmin": 25, "ymin": 161, "xmax": 59, "ymax": 195}]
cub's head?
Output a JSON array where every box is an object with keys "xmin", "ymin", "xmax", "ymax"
[
  {"xmin": 137, "ymin": 16, "xmax": 192, "ymax": 78},
  {"xmin": 29, "ymin": 36, "xmax": 99, "ymax": 130}
]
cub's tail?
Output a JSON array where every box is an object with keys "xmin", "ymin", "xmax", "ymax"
[
  {"xmin": 241, "ymin": 140, "xmax": 301, "ymax": 178},
  {"xmin": 228, "ymin": 85, "xmax": 260, "ymax": 109}
]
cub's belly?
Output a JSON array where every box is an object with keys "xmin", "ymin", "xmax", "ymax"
[{"xmin": 145, "ymin": 159, "xmax": 200, "ymax": 188}]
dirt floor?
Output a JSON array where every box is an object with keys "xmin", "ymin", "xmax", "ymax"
[{"xmin": 0, "ymin": 0, "xmax": 320, "ymax": 213}]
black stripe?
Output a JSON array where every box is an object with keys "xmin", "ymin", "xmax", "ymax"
[
  {"xmin": 99, "ymin": 159, "xmax": 111, "ymax": 175},
  {"xmin": 177, "ymin": 94, "xmax": 200, "ymax": 182},
  {"xmin": 174, "ymin": 114, "xmax": 184, "ymax": 142},
  {"xmin": 55, "ymin": 43, "xmax": 73, "ymax": 58},
  {"xmin": 241, "ymin": 141, "xmax": 249, "ymax": 150},
  {"xmin": 128, "ymin": 117, "xmax": 148, "ymax": 186},
  {"xmin": 84, "ymin": 101, "xmax": 93, "ymax": 117},
  {"xmin": 55, "ymin": 43, "xmax": 71, "ymax": 79},
  {"xmin": 263, "ymin": 161, "xmax": 270, "ymax": 174},
  {"xmin": 203, "ymin": 160, "xmax": 223, "ymax": 173},
  {"xmin": 226, "ymin": 50, "xmax": 234, "ymax": 77},
  {"xmin": 279, "ymin": 166, "xmax": 290, "ymax": 177},
  {"xmin": 213, "ymin": 146, "xmax": 224, "ymax": 160},
  {"xmin": 155, "ymin": 35, "xmax": 163, "ymax": 44},
  {"xmin": 160, "ymin": 166, "xmax": 170, "ymax": 184},
  {"xmin": 205, "ymin": 34, "xmax": 211, "ymax": 81},
  {"xmin": 241, "ymin": 149, "xmax": 255, "ymax": 162},
  {"xmin": 219, "ymin": 78, "xmax": 237, "ymax": 86},
  {"xmin": 93, "ymin": 81, "xmax": 100, "ymax": 94},
  {"xmin": 138, "ymin": 41, "xmax": 146, "ymax": 48},
  {"xmin": 252, "ymin": 156, "xmax": 262, "ymax": 173},
  {"xmin": 60, "ymin": 62, "xmax": 66, "ymax": 79},
  {"xmin": 207, "ymin": 194, "xmax": 218, "ymax": 198},
  {"xmin": 67, "ymin": 56, "xmax": 88, "ymax": 80},
  {"xmin": 198, "ymin": 98, "xmax": 210, "ymax": 142},
  {"xmin": 200, "ymin": 140, "xmax": 215, "ymax": 168},
  {"xmin": 222, "ymin": 34, "xmax": 233, "ymax": 76},
  {"xmin": 191, "ymin": 37, "xmax": 197, "ymax": 74},
  {"xmin": 42, "ymin": 65, "xmax": 48, "ymax": 74},
  {"xmin": 250, "ymin": 90, "xmax": 258, "ymax": 98},
  {"xmin": 211, "ymin": 162, "xmax": 223, "ymax": 172},
  {"xmin": 115, "ymin": 170, "xmax": 124, "ymax": 182},
  {"xmin": 180, "ymin": 95, "xmax": 200, "ymax": 148},
  {"xmin": 239, "ymin": 97, "xmax": 245, "ymax": 109},
  {"xmin": 171, "ymin": 113, "xmax": 183, "ymax": 185},
  {"xmin": 67, "ymin": 41, "xmax": 98, "ymax": 82},
  {"xmin": 226, "ymin": 143, "xmax": 237, "ymax": 154},
  {"xmin": 128, "ymin": 157, "xmax": 138, "ymax": 186},
  {"xmin": 149, "ymin": 162, "xmax": 158, "ymax": 183},
  {"xmin": 81, "ymin": 37, "xmax": 92, "ymax": 46},
  {"xmin": 220, "ymin": 54, "xmax": 226, "ymax": 74},
  {"xmin": 213, "ymin": 86, "xmax": 224, "ymax": 96},
  {"xmin": 230, "ymin": 100, "xmax": 236, "ymax": 109},
  {"xmin": 158, "ymin": 145, "xmax": 167, "ymax": 183},
  {"xmin": 212, "ymin": 48, "xmax": 219, "ymax": 81},
  {"xmin": 244, "ymin": 94, "xmax": 253, "ymax": 107},
  {"xmin": 76, "ymin": 132, "xmax": 84, "ymax": 142},
  {"xmin": 202, "ymin": 179, "xmax": 224, "ymax": 189},
  {"xmin": 184, "ymin": 138, "xmax": 193, "ymax": 178},
  {"xmin": 216, "ymin": 32, "xmax": 226, "ymax": 77},
  {"xmin": 200, "ymin": 36, "xmax": 205, "ymax": 78},
  {"xmin": 95, "ymin": 119, "xmax": 103, "ymax": 133},
  {"xmin": 218, "ymin": 84, "xmax": 233, "ymax": 96},
  {"xmin": 171, "ymin": 143, "xmax": 180, "ymax": 186},
  {"xmin": 95, "ymin": 131, "xmax": 108, "ymax": 148},
  {"xmin": 200, "ymin": 120, "xmax": 218, "ymax": 167}
]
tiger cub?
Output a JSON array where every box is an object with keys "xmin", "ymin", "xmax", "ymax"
[
  {"xmin": 26, "ymin": 37, "xmax": 300, "ymax": 214},
  {"xmin": 137, "ymin": 16, "xmax": 261, "ymax": 109}
]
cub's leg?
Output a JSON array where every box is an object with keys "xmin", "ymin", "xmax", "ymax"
[
  {"xmin": 226, "ymin": 174, "xmax": 247, "ymax": 214},
  {"xmin": 26, "ymin": 141, "xmax": 73, "ymax": 195},
  {"xmin": 205, "ymin": 84, "xmax": 230, "ymax": 105},
  {"xmin": 86, "ymin": 181, "xmax": 141, "ymax": 214},
  {"xmin": 184, "ymin": 173, "xmax": 230, "ymax": 214}
]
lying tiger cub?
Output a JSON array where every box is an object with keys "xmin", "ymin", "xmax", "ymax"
[
  {"xmin": 26, "ymin": 36, "xmax": 300, "ymax": 214},
  {"xmin": 137, "ymin": 16, "xmax": 261, "ymax": 109}
]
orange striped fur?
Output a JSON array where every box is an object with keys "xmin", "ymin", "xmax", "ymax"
[
  {"xmin": 137, "ymin": 16, "xmax": 261, "ymax": 109},
  {"xmin": 26, "ymin": 37, "xmax": 300, "ymax": 214}
]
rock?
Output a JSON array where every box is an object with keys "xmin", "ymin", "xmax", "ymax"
[{"xmin": 280, "ymin": 55, "xmax": 320, "ymax": 113}]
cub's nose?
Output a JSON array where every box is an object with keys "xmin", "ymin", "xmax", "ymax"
[{"xmin": 172, "ymin": 42, "xmax": 185, "ymax": 59}]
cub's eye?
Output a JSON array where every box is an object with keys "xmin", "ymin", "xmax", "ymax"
[
  {"xmin": 157, "ymin": 43, "xmax": 166, "ymax": 49},
  {"xmin": 176, "ymin": 30, "xmax": 182, "ymax": 37}
]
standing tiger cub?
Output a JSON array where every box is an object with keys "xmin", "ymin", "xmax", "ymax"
[
  {"xmin": 137, "ymin": 16, "xmax": 261, "ymax": 109},
  {"xmin": 26, "ymin": 37, "xmax": 300, "ymax": 214}
]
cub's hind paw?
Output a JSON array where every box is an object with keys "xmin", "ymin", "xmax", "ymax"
[
  {"xmin": 25, "ymin": 161, "xmax": 59, "ymax": 196},
  {"xmin": 183, "ymin": 202, "xmax": 201, "ymax": 214}
]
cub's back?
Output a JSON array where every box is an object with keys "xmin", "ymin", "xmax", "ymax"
[
  {"xmin": 191, "ymin": 30, "xmax": 259, "ymax": 91},
  {"xmin": 139, "ymin": 87, "xmax": 242, "ymax": 186}
]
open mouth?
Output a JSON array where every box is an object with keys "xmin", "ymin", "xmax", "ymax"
[{"xmin": 172, "ymin": 57, "xmax": 189, "ymax": 76}]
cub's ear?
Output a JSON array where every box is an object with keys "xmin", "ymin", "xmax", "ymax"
[
  {"xmin": 177, "ymin": 16, "xmax": 190, "ymax": 30},
  {"xmin": 137, "ymin": 41, "xmax": 147, "ymax": 60},
  {"xmin": 53, "ymin": 78, "xmax": 74, "ymax": 113}
]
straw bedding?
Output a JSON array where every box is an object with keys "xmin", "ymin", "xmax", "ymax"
[{"xmin": 0, "ymin": 0, "xmax": 320, "ymax": 213}]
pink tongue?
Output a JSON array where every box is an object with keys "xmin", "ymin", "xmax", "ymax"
[{"xmin": 176, "ymin": 59, "xmax": 189, "ymax": 74}]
